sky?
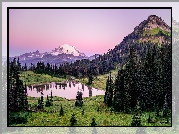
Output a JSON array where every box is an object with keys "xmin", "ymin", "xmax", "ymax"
[{"xmin": 8, "ymin": 8, "xmax": 171, "ymax": 57}]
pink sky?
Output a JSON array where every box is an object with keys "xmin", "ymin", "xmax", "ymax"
[{"xmin": 9, "ymin": 8, "xmax": 171, "ymax": 57}]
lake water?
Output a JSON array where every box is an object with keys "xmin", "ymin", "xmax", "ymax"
[{"xmin": 27, "ymin": 81, "xmax": 105, "ymax": 99}]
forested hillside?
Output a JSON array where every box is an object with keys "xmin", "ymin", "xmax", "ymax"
[{"xmin": 7, "ymin": 15, "xmax": 172, "ymax": 127}]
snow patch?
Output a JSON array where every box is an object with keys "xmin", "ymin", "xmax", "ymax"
[
  {"xmin": 41, "ymin": 54, "xmax": 44, "ymax": 58},
  {"xmin": 51, "ymin": 52, "xmax": 60, "ymax": 56}
]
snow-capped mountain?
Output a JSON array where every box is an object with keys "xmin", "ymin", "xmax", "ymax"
[
  {"xmin": 49, "ymin": 44, "xmax": 86, "ymax": 57},
  {"xmin": 9, "ymin": 44, "xmax": 89, "ymax": 67}
]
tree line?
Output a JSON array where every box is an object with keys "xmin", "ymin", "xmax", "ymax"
[
  {"xmin": 8, "ymin": 58, "xmax": 29, "ymax": 125},
  {"xmin": 104, "ymin": 42, "xmax": 171, "ymax": 125}
]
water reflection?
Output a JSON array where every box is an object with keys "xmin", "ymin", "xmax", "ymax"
[
  {"xmin": 88, "ymin": 86, "xmax": 92, "ymax": 97},
  {"xmin": 27, "ymin": 81, "xmax": 105, "ymax": 99}
]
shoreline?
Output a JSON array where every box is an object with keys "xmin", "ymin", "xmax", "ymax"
[{"xmin": 28, "ymin": 95, "xmax": 104, "ymax": 100}]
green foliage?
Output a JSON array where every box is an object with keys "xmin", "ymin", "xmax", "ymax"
[
  {"xmin": 131, "ymin": 114, "xmax": 142, "ymax": 126},
  {"xmin": 59, "ymin": 104, "xmax": 64, "ymax": 116},
  {"xmin": 70, "ymin": 113, "xmax": 77, "ymax": 126},
  {"xmin": 20, "ymin": 71, "xmax": 67, "ymax": 86},
  {"xmin": 77, "ymin": 69, "xmax": 118, "ymax": 91},
  {"xmin": 91, "ymin": 117, "xmax": 97, "ymax": 126},
  {"xmin": 142, "ymin": 28, "xmax": 170, "ymax": 36},
  {"xmin": 9, "ymin": 95, "xmax": 172, "ymax": 126},
  {"xmin": 9, "ymin": 112, "xmax": 29, "ymax": 125},
  {"xmin": 75, "ymin": 91, "xmax": 83, "ymax": 107},
  {"xmin": 104, "ymin": 72, "xmax": 114, "ymax": 106},
  {"xmin": 9, "ymin": 58, "xmax": 29, "ymax": 125},
  {"xmin": 45, "ymin": 95, "xmax": 53, "ymax": 107}
]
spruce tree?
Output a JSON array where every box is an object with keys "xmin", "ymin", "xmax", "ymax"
[
  {"xmin": 82, "ymin": 109, "xmax": 84, "ymax": 115},
  {"xmin": 104, "ymin": 72, "xmax": 114, "ymax": 106},
  {"xmin": 50, "ymin": 90, "xmax": 53, "ymax": 106},
  {"xmin": 70, "ymin": 113, "xmax": 77, "ymax": 126},
  {"xmin": 8, "ymin": 58, "xmax": 29, "ymax": 125},
  {"xmin": 163, "ymin": 94, "xmax": 169, "ymax": 118},
  {"xmin": 113, "ymin": 69, "xmax": 125, "ymax": 112},
  {"xmin": 75, "ymin": 91, "xmax": 83, "ymax": 107},
  {"xmin": 131, "ymin": 100, "xmax": 142, "ymax": 126},
  {"xmin": 91, "ymin": 118, "xmax": 97, "ymax": 126},
  {"xmin": 59, "ymin": 104, "xmax": 64, "ymax": 116},
  {"xmin": 45, "ymin": 95, "xmax": 51, "ymax": 107}
]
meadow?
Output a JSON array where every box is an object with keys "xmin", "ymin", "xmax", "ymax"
[
  {"xmin": 7, "ymin": 70, "xmax": 171, "ymax": 127},
  {"xmin": 10, "ymin": 95, "xmax": 171, "ymax": 127},
  {"xmin": 20, "ymin": 71, "xmax": 68, "ymax": 86}
]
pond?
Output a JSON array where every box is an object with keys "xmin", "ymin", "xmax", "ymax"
[{"xmin": 27, "ymin": 81, "xmax": 105, "ymax": 100}]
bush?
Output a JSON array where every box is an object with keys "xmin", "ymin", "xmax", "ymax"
[
  {"xmin": 9, "ymin": 112, "xmax": 29, "ymax": 125},
  {"xmin": 131, "ymin": 114, "xmax": 142, "ymax": 126}
]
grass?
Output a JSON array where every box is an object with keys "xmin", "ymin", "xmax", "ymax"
[
  {"xmin": 10, "ymin": 95, "xmax": 171, "ymax": 127},
  {"xmin": 142, "ymin": 28, "xmax": 171, "ymax": 36},
  {"xmin": 77, "ymin": 69, "xmax": 118, "ymax": 91},
  {"xmin": 9, "ymin": 70, "xmax": 171, "ymax": 127},
  {"xmin": 19, "ymin": 70, "xmax": 118, "ymax": 91},
  {"xmin": 19, "ymin": 71, "xmax": 67, "ymax": 86},
  {"xmin": 138, "ymin": 38, "xmax": 161, "ymax": 44}
]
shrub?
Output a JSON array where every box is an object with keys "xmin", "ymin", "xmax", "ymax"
[{"xmin": 9, "ymin": 112, "xmax": 29, "ymax": 125}]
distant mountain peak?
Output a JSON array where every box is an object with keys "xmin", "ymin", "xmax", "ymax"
[
  {"xmin": 61, "ymin": 44, "xmax": 72, "ymax": 48},
  {"xmin": 50, "ymin": 44, "xmax": 86, "ymax": 57}
]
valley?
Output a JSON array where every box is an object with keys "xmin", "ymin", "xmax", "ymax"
[{"xmin": 8, "ymin": 15, "xmax": 172, "ymax": 127}]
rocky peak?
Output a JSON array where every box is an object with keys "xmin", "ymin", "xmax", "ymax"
[
  {"xmin": 34, "ymin": 50, "xmax": 40, "ymax": 54},
  {"xmin": 134, "ymin": 15, "xmax": 171, "ymax": 33}
]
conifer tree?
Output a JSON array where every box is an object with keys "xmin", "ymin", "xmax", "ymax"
[
  {"xmin": 131, "ymin": 100, "xmax": 142, "ymax": 126},
  {"xmin": 91, "ymin": 118, "xmax": 97, "ymax": 126},
  {"xmin": 75, "ymin": 91, "xmax": 83, "ymax": 107},
  {"xmin": 50, "ymin": 90, "xmax": 53, "ymax": 106},
  {"xmin": 163, "ymin": 94, "xmax": 169, "ymax": 118},
  {"xmin": 104, "ymin": 72, "xmax": 114, "ymax": 106},
  {"xmin": 82, "ymin": 109, "xmax": 84, "ymax": 115},
  {"xmin": 45, "ymin": 95, "xmax": 51, "ymax": 107},
  {"xmin": 59, "ymin": 104, "xmax": 64, "ymax": 116},
  {"xmin": 9, "ymin": 58, "xmax": 29, "ymax": 125},
  {"xmin": 113, "ymin": 69, "xmax": 125, "ymax": 112},
  {"xmin": 70, "ymin": 113, "xmax": 77, "ymax": 126}
]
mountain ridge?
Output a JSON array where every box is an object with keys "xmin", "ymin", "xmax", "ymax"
[
  {"xmin": 10, "ymin": 44, "xmax": 96, "ymax": 67},
  {"xmin": 10, "ymin": 15, "xmax": 171, "ymax": 69}
]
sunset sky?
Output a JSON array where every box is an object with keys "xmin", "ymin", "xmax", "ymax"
[{"xmin": 9, "ymin": 8, "xmax": 171, "ymax": 57}]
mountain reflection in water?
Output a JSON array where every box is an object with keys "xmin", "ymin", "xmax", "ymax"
[{"xmin": 27, "ymin": 81, "xmax": 105, "ymax": 99}]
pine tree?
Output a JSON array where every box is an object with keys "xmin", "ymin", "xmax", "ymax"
[
  {"xmin": 75, "ymin": 91, "xmax": 83, "ymax": 107},
  {"xmin": 131, "ymin": 100, "xmax": 142, "ymax": 126},
  {"xmin": 104, "ymin": 72, "xmax": 114, "ymax": 106},
  {"xmin": 88, "ymin": 70, "xmax": 93, "ymax": 85},
  {"xmin": 8, "ymin": 59, "xmax": 29, "ymax": 125},
  {"xmin": 70, "ymin": 113, "xmax": 77, "ymax": 126},
  {"xmin": 82, "ymin": 109, "xmax": 84, "ymax": 115},
  {"xmin": 45, "ymin": 95, "xmax": 51, "ymax": 107},
  {"xmin": 148, "ymin": 114, "xmax": 151, "ymax": 123},
  {"xmin": 113, "ymin": 69, "xmax": 125, "ymax": 112},
  {"xmin": 91, "ymin": 118, "xmax": 97, "ymax": 126},
  {"xmin": 9, "ymin": 58, "xmax": 29, "ymax": 112},
  {"xmin": 59, "ymin": 104, "xmax": 64, "ymax": 116},
  {"xmin": 50, "ymin": 90, "xmax": 53, "ymax": 106},
  {"xmin": 163, "ymin": 94, "xmax": 169, "ymax": 118}
]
